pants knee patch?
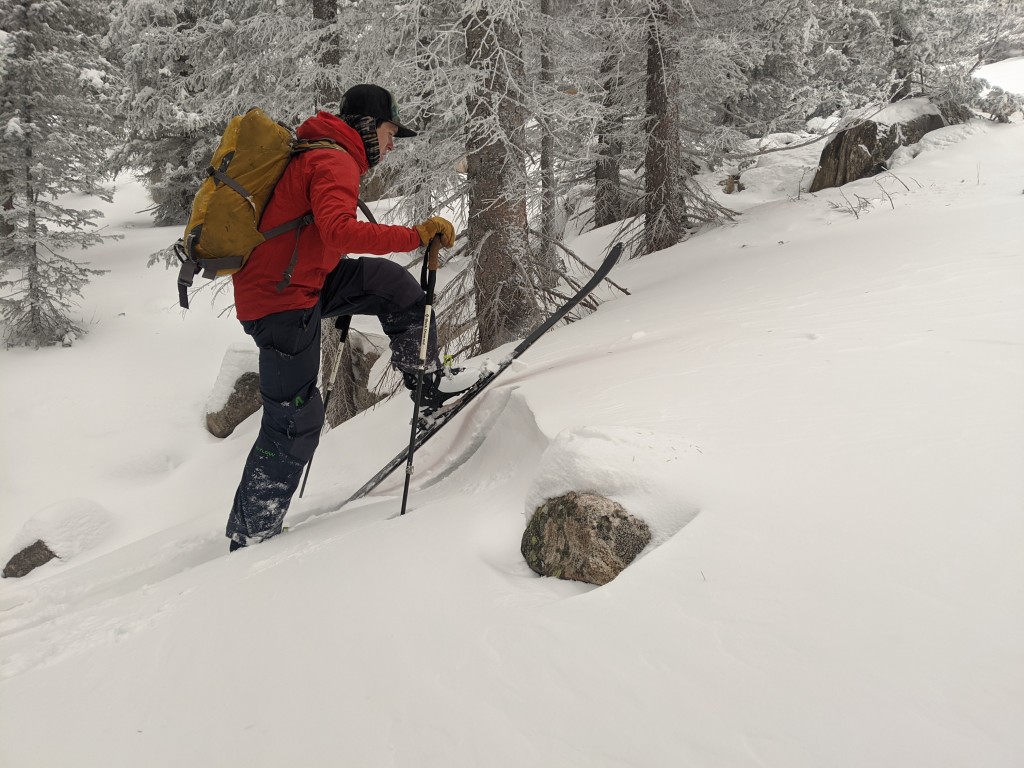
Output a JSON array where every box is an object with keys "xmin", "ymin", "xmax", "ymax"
[{"xmin": 360, "ymin": 257, "xmax": 424, "ymax": 310}]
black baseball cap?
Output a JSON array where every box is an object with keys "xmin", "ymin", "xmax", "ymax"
[{"xmin": 339, "ymin": 84, "xmax": 418, "ymax": 138}]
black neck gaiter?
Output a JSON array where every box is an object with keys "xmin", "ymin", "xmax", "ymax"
[{"xmin": 339, "ymin": 114, "xmax": 381, "ymax": 169}]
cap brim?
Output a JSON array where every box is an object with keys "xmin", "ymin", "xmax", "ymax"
[{"xmin": 394, "ymin": 123, "xmax": 417, "ymax": 138}]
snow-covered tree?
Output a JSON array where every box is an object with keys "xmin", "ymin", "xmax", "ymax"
[
  {"xmin": 803, "ymin": 0, "xmax": 890, "ymax": 114},
  {"xmin": 110, "ymin": 0, "xmax": 223, "ymax": 226},
  {"xmin": 592, "ymin": 1, "xmax": 632, "ymax": 230},
  {"xmin": 824, "ymin": 0, "xmax": 1024, "ymax": 119},
  {"xmin": 593, "ymin": 0, "xmax": 735, "ymax": 256},
  {"xmin": 344, "ymin": 0, "xmax": 604, "ymax": 354},
  {"xmin": 106, "ymin": 0, "xmax": 1022, "ymax": 359},
  {"xmin": 111, "ymin": 0, "xmax": 355, "ymax": 226},
  {"xmin": 463, "ymin": 3, "xmax": 540, "ymax": 349},
  {"xmin": 0, "ymin": 0, "xmax": 120, "ymax": 348},
  {"xmin": 642, "ymin": 0, "xmax": 688, "ymax": 254}
]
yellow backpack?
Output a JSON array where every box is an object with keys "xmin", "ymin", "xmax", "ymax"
[{"xmin": 174, "ymin": 108, "xmax": 343, "ymax": 309}]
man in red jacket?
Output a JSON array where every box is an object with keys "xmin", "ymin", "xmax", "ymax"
[{"xmin": 227, "ymin": 84, "xmax": 468, "ymax": 551}]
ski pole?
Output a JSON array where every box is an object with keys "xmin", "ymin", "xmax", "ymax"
[
  {"xmin": 400, "ymin": 235, "xmax": 442, "ymax": 516},
  {"xmin": 298, "ymin": 314, "xmax": 351, "ymax": 498}
]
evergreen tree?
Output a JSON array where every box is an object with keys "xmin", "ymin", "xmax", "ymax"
[
  {"xmin": 804, "ymin": 0, "xmax": 890, "ymax": 114},
  {"xmin": 643, "ymin": 0, "xmax": 688, "ymax": 254},
  {"xmin": 891, "ymin": 0, "xmax": 1024, "ymax": 119},
  {"xmin": 105, "ymin": 0, "xmax": 1019, "ymax": 364},
  {"xmin": 0, "ymin": 0, "xmax": 120, "ymax": 348},
  {"xmin": 593, "ymin": 0, "xmax": 635, "ymax": 230},
  {"xmin": 110, "ymin": 0, "xmax": 222, "ymax": 226},
  {"xmin": 346, "ymin": 0, "xmax": 596, "ymax": 354},
  {"xmin": 818, "ymin": 0, "xmax": 1024, "ymax": 120},
  {"xmin": 624, "ymin": 0, "xmax": 735, "ymax": 255},
  {"xmin": 110, "ymin": 0, "xmax": 352, "ymax": 227},
  {"xmin": 463, "ymin": 2, "xmax": 539, "ymax": 349}
]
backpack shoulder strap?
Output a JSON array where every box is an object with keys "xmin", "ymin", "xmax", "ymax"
[
  {"xmin": 286, "ymin": 137, "xmax": 374, "ymax": 222},
  {"xmin": 263, "ymin": 138, "xmax": 375, "ymax": 295}
]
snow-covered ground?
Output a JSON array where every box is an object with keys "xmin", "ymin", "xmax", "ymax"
[{"xmin": 1, "ymin": 63, "xmax": 1022, "ymax": 767}]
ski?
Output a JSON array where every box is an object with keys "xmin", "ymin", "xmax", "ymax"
[{"xmin": 343, "ymin": 242, "xmax": 624, "ymax": 506}]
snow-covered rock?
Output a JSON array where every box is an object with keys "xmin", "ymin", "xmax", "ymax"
[
  {"xmin": 525, "ymin": 425, "xmax": 702, "ymax": 551},
  {"xmin": 205, "ymin": 343, "xmax": 261, "ymax": 438},
  {"xmin": 809, "ymin": 98, "xmax": 946, "ymax": 192},
  {"xmin": 2, "ymin": 499, "xmax": 115, "ymax": 577}
]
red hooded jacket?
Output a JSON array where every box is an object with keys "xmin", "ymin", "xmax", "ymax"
[{"xmin": 231, "ymin": 112, "xmax": 420, "ymax": 321}]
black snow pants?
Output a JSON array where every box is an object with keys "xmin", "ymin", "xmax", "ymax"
[{"xmin": 226, "ymin": 257, "xmax": 438, "ymax": 546}]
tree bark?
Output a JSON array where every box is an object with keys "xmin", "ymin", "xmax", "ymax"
[
  {"xmin": 594, "ymin": 32, "xmax": 624, "ymax": 229},
  {"xmin": 1, "ymin": 178, "xmax": 13, "ymax": 241},
  {"xmin": 25, "ymin": 144, "xmax": 42, "ymax": 340},
  {"xmin": 464, "ymin": 6, "xmax": 538, "ymax": 350},
  {"xmin": 311, "ymin": 0, "xmax": 342, "ymax": 109},
  {"xmin": 643, "ymin": 0, "xmax": 686, "ymax": 255},
  {"xmin": 537, "ymin": 0, "xmax": 563, "ymax": 288},
  {"xmin": 890, "ymin": 30, "xmax": 914, "ymax": 102}
]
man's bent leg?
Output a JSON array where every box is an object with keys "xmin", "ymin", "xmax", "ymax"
[
  {"xmin": 319, "ymin": 257, "xmax": 439, "ymax": 374},
  {"xmin": 227, "ymin": 307, "xmax": 324, "ymax": 547}
]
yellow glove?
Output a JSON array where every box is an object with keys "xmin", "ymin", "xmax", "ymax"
[{"xmin": 414, "ymin": 216, "xmax": 456, "ymax": 248}]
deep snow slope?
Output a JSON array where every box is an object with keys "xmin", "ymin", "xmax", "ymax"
[{"xmin": 1, "ymin": 111, "xmax": 1023, "ymax": 766}]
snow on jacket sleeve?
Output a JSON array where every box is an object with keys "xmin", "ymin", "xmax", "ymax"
[{"xmin": 307, "ymin": 150, "xmax": 420, "ymax": 256}]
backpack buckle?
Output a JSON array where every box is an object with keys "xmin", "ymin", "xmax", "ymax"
[{"xmin": 175, "ymin": 239, "xmax": 200, "ymax": 309}]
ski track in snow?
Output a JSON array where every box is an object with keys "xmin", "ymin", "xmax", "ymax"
[
  {"xmin": 0, "ymin": 385, "xmax": 556, "ymax": 679},
  {"xmin": 379, "ymin": 388, "xmax": 539, "ymax": 499}
]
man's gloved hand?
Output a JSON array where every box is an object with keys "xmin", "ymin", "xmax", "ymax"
[{"xmin": 414, "ymin": 216, "xmax": 456, "ymax": 248}]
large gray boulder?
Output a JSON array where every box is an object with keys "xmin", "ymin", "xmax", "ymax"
[
  {"xmin": 810, "ymin": 99, "xmax": 946, "ymax": 192},
  {"xmin": 521, "ymin": 491, "xmax": 651, "ymax": 585}
]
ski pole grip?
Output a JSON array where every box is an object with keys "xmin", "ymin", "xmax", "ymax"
[{"xmin": 428, "ymin": 234, "xmax": 442, "ymax": 271}]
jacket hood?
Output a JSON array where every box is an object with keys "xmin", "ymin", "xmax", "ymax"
[{"xmin": 296, "ymin": 112, "xmax": 370, "ymax": 174}]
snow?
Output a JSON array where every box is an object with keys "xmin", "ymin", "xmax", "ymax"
[
  {"xmin": 4, "ymin": 498, "xmax": 115, "ymax": 562},
  {"xmin": 525, "ymin": 426, "xmax": 702, "ymax": 548},
  {"xmin": 977, "ymin": 56, "xmax": 1024, "ymax": 95},
  {"xmin": 4, "ymin": 116, "xmax": 24, "ymax": 139},
  {"xmin": 723, "ymin": 131, "xmax": 824, "ymax": 203},
  {"xmin": 1, "ymin": 61, "xmax": 1022, "ymax": 768},
  {"xmin": 78, "ymin": 68, "xmax": 106, "ymax": 89},
  {"xmin": 887, "ymin": 120, "xmax": 991, "ymax": 169},
  {"xmin": 870, "ymin": 95, "xmax": 941, "ymax": 126}
]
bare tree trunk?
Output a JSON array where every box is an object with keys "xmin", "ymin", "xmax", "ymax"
[
  {"xmin": 465, "ymin": 6, "xmax": 538, "ymax": 350},
  {"xmin": 594, "ymin": 29, "xmax": 624, "ymax": 229},
  {"xmin": 1, "ymin": 181, "xmax": 13, "ymax": 241},
  {"xmin": 25, "ymin": 144, "xmax": 42, "ymax": 339},
  {"xmin": 537, "ymin": 0, "xmax": 563, "ymax": 288},
  {"xmin": 889, "ymin": 30, "xmax": 914, "ymax": 102},
  {"xmin": 643, "ymin": 0, "xmax": 686, "ymax": 255},
  {"xmin": 311, "ymin": 0, "xmax": 342, "ymax": 109}
]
